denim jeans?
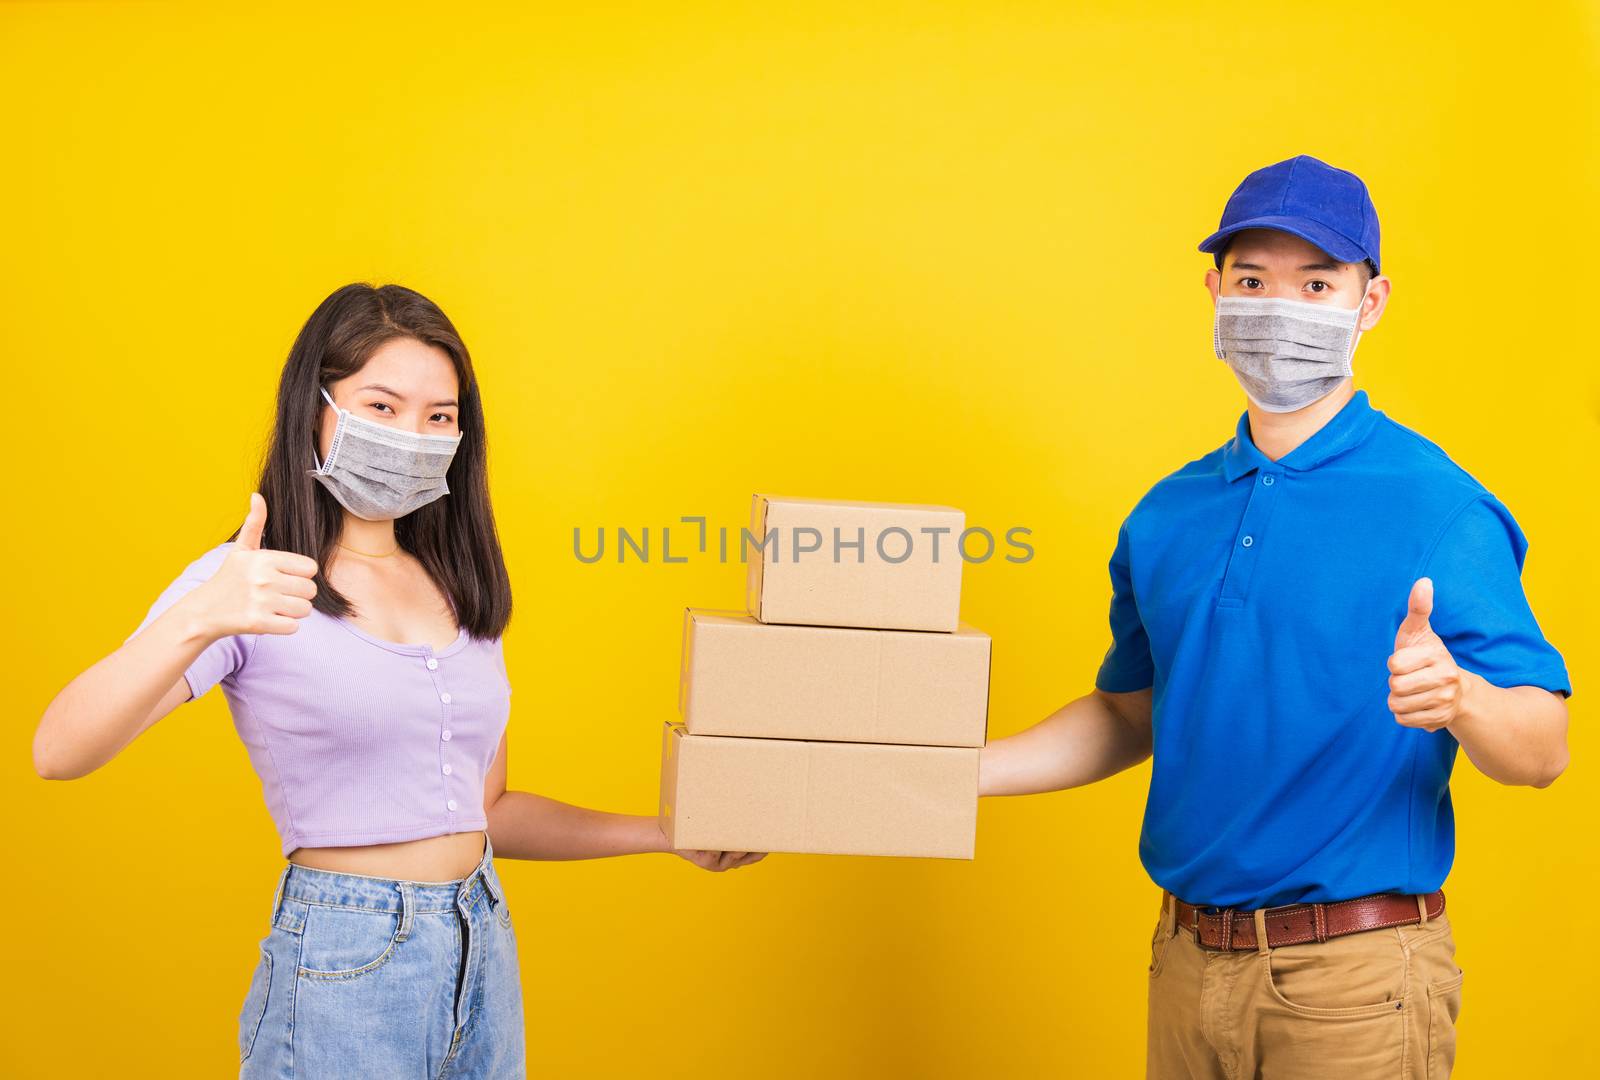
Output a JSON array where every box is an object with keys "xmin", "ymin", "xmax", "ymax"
[{"xmin": 238, "ymin": 833, "xmax": 526, "ymax": 1078}]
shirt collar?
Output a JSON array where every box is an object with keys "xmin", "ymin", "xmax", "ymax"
[{"xmin": 1221, "ymin": 389, "xmax": 1382, "ymax": 483}]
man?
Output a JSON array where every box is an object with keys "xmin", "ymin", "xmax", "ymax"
[{"xmin": 979, "ymin": 154, "xmax": 1572, "ymax": 1079}]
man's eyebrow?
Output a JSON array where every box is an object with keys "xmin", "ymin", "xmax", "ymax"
[
  {"xmin": 358, "ymin": 383, "xmax": 459, "ymax": 408},
  {"xmin": 1229, "ymin": 260, "xmax": 1344, "ymax": 272}
]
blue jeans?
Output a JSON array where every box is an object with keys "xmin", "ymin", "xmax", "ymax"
[{"xmin": 238, "ymin": 834, "xmax": 526, "ymax": 1078}]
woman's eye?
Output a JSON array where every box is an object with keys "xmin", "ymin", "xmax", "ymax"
[
  {"xmin": 369, "ymin": 402, "xmax": 393, "ymax": 414},
  {"xmin": 432, "ymin": 414, "xmax": 455, "ymax": 424}
]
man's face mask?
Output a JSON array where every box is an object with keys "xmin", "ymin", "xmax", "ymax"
[
  {"xmin": 1212, "ymin": 284, "xmax": 1372, "ymax": 413},
  {"xmin": 307, "ymin": 384, "xmax": 464, "ymax": 521}
]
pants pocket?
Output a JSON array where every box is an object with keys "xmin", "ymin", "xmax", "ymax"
[
  {"xmin": 1260, "ymin": 929, "xmax": 1408, "ymax": 1017},
  {"xmin": 237, "ymin": 946, "xmax": 273, "ymax": 1063},
  {"xmin": 296, "ymin": 904, "xmax": 406, "ymax": 982},
  {"xmin": 1426, "ymin": 969, "xmax": 1465, "ymax": 1078},
  {"xmin": 1148, "ymin": 907, "xmax": 1171, "ymax": 978}
]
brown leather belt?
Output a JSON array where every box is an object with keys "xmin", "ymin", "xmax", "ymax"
[{"xmin": 1169, "ymin": 889, "xmax": 1446, "ymax": 951}]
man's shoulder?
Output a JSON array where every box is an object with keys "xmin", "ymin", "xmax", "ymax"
[
  {"xmin": 1125, "ymin": 444, "xmax": 1230, "ymax": 519},
  {"xmin": 1124, "ymin": 412, "xmax": 1492, "ymax": 521},
  {"xmin": 1364, "ymin": 411, "xmax": 1493, "ymax": 506}
]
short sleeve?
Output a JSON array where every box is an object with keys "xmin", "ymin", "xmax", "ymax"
[
  {"xmin": 1420, "ymin": 494, "xmax": 1571, "ymax": 698},
  {"xmin": 1094, "ymin": 519, "xmax": 1155, "ymax": 693},
  {"xmin": 123, "ymin": 542, "xmax": 253, "ymax": 701}
]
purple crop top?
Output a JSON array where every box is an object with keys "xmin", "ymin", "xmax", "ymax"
[{"xmin": 123, "ymin": 541, "xmax": 512, "ymax": 857}]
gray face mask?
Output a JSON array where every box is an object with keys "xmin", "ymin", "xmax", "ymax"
[
  {"xmin": 1212, "ymin": 291, "xmax": 1369, "ymax": 413},
  {"xmin": 307, "ymin": 385, "xmax": 464, "ymax": 521}
]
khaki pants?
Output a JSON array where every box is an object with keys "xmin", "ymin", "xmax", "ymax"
[{"xmin": 1147, "ymin": 891, "xmax": 1465, "ymax": 1079}]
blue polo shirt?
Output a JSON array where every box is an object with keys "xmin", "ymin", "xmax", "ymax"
[{"xmin": 1095, "ymin": 389, "xmax": 1572, "ymax": 910}]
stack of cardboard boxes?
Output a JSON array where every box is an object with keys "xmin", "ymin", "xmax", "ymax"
[{"xmin": 658, "ymin": 494, "xmax": 991, "ymax": 859}]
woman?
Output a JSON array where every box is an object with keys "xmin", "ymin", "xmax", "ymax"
[{"xmin": 32, "ymin": 283, "xmax": 765, "ymax": 1077}]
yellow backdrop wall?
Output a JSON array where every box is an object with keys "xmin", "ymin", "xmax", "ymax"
[{"xmin": 5, "ymin": 2, "xmax": 1594, "ymax": 1076}]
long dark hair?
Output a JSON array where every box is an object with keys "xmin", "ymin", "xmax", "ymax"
[{"xmin": 229, "ymin": 282, "xmax": 512, "ymax": 641}]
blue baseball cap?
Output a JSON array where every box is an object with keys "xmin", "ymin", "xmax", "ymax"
[{"xmin": 1197, "ymin": 154, "xmax": 1381, "ymax": 274}]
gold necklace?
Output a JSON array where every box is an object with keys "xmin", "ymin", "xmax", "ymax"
[{"xmin": 339, "ymin": 541, "xmax": 401, "ymax": 558}]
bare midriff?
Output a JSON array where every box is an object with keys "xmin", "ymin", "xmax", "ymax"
[{"xmin": 288, "ymin": 830, "xmax": 488, "ymax": 883}]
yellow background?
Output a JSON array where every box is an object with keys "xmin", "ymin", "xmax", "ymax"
[{"xmin": 6, "ymin": 2, "xmax": 1595, "ymax": 1076}]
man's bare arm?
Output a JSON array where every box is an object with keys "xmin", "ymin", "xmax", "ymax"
[{"xmin": 979, "ymin": 686, "xmax": 1153, "ymax": 797}]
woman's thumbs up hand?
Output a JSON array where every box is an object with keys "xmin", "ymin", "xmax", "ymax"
[
  {"xmin": 235, "ymin": 489, "xmax": 269, "ymax": 551},
  {"xmin": 190, "ymin": 492, "xmax": 322, "ymax": 638}
]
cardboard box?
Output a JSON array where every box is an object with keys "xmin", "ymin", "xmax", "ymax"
[
  {"xmin": 679, "ymin": 608, "xmax": 991, "ymax": 747},
  {"xmin": 744, "ymin": 494, "xmax": 965, "ymax": 632},
  {"xmin": 658, "ymin": 721, "xmax": 979, "ymax": 858}
]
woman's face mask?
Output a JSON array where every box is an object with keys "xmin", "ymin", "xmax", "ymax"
[
  {"xmin": 1212, "ymin": 287, "xmax": 1371, "ymax": 413},
  {"xmin": 307, "ymin": 384, "xmax": 464, "ymax": 521}
]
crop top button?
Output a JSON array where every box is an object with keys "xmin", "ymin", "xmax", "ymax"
[
  {"xmin": 446, "ymin": 799, "xmax": 458, "ymax": 812},
  {"xmin": 442, "ymin": 763, "xmax": 453, "ymax": 775},
  {"xmin": 441, "ymin": 729, "xmax": 452, "ymax": 741},
  {"xmin": 440, "ymin": 691, "xmax": 452, "ymax": 704},
  {"xmin": 426, "ymin": 658, "xmax": 438, "ymax": 670}
]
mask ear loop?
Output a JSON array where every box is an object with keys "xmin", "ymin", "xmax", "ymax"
[
  {"xmin": 1213, "ymin": 270, "xmax": 1228, "ymax": 360},
  {"xmin": 1346, "ymin": 278, "xmax": 1373, "ymax": 368},
  {"xmin": 312, "ymin": 384, "xmax": 340, "ymax": 473}
]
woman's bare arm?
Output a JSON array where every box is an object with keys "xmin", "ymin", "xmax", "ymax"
[
  {"xmin": 482, "ymin": 733, "xmax": 762, "ymax": 870},
  {"xmin": 33, "ymin": 493, "xmax": 317, "ymax": 780},
  {"xmin": 33, "ymin": 596, "xmax": 217, "ymax": 780}
]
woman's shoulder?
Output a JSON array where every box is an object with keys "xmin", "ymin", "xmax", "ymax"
[
  {"xmin": 135, "ymin": 539, "xmax": 240, "ymax": 604},
  {"xmin": 172, "ymin": 539, "xmax": 240, "ymax": 583},
  {"xmin": 124, "ymin": 540, "xmax": 241, "ymax": 646}
]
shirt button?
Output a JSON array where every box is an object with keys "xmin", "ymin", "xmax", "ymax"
[
  {"xmin": 1242, "ymin": 535, "xmax": 1254, "ymax": 547},
  {"xmin": 1262, "ymin": 475, "xmax": 1275, "ymax": 486},
  {"xmin": 440, "ymin": 692, "xmax": 452, "ymax": 704},
  {"xmin": 426, "ymin": 658, "xmax": 438, "ymax": 670},
  {"xmin": 442, "ymin": 763, "xmax": 453, "ymax": 775},
  {"xmin": 446, "ymin": 799, "xmax": 458, "ymax": 812},
  {"xmin": 441, "ymin": 729, "xmax": 453, "ymax": 741}
]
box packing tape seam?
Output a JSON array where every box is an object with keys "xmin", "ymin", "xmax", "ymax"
[
  {"xmin": 745, "ymin": 494, "xmax": 768, "ymax": 621},
  {"xmin": 869, "ymin": 631, "xmax": 885, "ymax": 742},
  {"xmin": 677, "ymin": 609, "xmax": 694, "ymax": 715},
  {"xmin": 799, "ymin": 741, "xmax": 813, "ymax": 851},
  {"xmin": 982, "ymin": 636, "xmax": 993, "ymax": 740}
]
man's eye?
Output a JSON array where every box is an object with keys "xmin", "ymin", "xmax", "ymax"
[
  {"xmin": 1307, "ymin": 281, "xmax": 1330, "ymax": 293},
  {"xmin": 1241, "ymin": 277, "xmax": 1263, "ymax": 289}
]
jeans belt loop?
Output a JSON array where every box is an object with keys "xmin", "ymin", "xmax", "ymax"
[
  {"xmin": 394, "ymin": 881, "xmax": 416, "ymax": 942},
  {"xmin": 1254, "ymin": 907, "xmax": 1270, "ymax": 955},
  {"xmin": 481, "ymin": 865, "xmax": 505, "ymax": 910},
  {"xmin": 1416, "ymin": 893, "xmax": 1430, "ymax": 928},
  {"xmin": 269, "ymin": 863, "xmax": 292, "ymax": 925}
]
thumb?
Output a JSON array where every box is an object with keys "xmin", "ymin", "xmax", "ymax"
[
  {"xmin": 237, "ymin": 491, "xmax": 267, "ymax": 551},
  {"xmin": 1394, "ymin": 577, "xmax": 1434, "ymax": 648}
]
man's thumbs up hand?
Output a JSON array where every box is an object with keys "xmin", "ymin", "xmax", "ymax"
[
  {"xmin": 1394, "ymin": 577, "xmax": 1434, "ymax": 650},
  {"xmin": 1387, "ymin": 577, "xmax": 1469, "ymax": 732}
]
